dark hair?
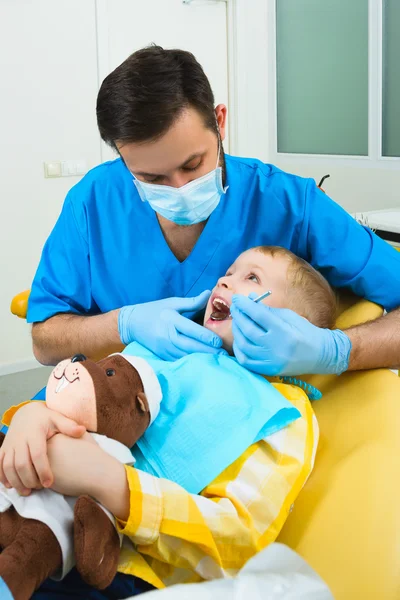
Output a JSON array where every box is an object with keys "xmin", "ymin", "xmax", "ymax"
[
  {"xmin": 255, "ymin": 246, "xmax": 337, "ymax": 329},
  {"xmin": 96, "ymin": 45, "xmax": 217, "ymax": 149}
]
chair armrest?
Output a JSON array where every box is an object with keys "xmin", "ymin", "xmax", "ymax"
[
  {"xmin": 10, "ymin": 290, "xmax": 30, "ymax": 319},
  {"xmin": 277, "ymin": 295, "xmax": 400, "ymax": 599}
]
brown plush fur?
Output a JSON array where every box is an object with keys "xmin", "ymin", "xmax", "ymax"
[
  {"xmin": 0, "ymin": 508, "xmax": 62, "ymax": 599},
  {"xmin": 89, "ymin": 354, "xmax": 150, "ymax": 447},
  {"xmin": 0, "ymin": 354, "xmax": 153, "ymax": 599},
  {"xmin": 73, "ymin": 495, "xmax": 121, "ymax": 589}
]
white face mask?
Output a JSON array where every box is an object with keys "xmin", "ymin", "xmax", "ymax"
[{"xmin": 132, "ymin": 143, "xmax": 228, "ymax": 225}]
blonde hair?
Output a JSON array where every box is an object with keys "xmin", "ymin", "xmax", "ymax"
[{"xmin": 254, "ymin": 246, "xmax": 336, "ymax": 329}]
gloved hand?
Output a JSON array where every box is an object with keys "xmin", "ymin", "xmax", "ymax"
[
  {"xmin": 118, "ymin": 290, "xmax": 225, "ymax": 361},
  {"xmin": 230, "ymin": 294, "xmax": 351, "ymax": 376}
]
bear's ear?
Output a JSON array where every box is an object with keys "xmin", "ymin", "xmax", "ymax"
[{"xmin": 136, "ymin": 392, "xmax": 149, "ymax": 414}]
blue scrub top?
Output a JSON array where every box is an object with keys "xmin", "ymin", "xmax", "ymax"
[{"xmin": 27, "ymin": 154, "xmax": 400, "ymax": 323}]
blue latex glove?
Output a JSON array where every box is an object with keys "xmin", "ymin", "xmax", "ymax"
[
  {"xmin": 118, "ymin": 291, "xmax": 225, "ymax": 361},
  {"xmin": 230, "ymin": 294, "xmax": 351, "ymax": 376}
]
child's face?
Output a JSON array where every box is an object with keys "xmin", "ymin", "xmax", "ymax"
[{"xmin": 203, "ymin": 249, "xmax": 290, "ymax": 353}]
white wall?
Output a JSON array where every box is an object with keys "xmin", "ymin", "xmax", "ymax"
[
  {"xmin": 0, "ymin": 0, "xmax": 229, "ymax": 374},
  {"xmin": 0, "ymin": 0, "xmax": 101, "ymax": 374},
  {"xmin": 262, "ymin": 162, "xmax": 400, "ymax": 213}
]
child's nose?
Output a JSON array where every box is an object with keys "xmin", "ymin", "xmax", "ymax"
[{"xmin": 218, "ymin": 276, "xmax": 232, "ymax": 290}]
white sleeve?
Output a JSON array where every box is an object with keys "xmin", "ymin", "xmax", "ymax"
[{"xmin": 90, "ymin": 433, "xmax": 135, "ymax": 465}]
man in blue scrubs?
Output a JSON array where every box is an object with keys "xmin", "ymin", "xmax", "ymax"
[
  {"xmin": 6, "ymin": 45, "xmax": 400, "ymax": 599},
  {"xmin": 29, "ymin": 46, "xmax": 400, "ymax": 378}
]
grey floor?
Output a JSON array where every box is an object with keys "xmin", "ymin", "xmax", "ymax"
[{"xmin": 0, "ymin": 367, "xmax": 52, "ymax": 412}]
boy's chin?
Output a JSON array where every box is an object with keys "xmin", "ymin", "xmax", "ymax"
[{"xmin": 203, "ymin": 320, "xmax": 234, "ymax": 354}]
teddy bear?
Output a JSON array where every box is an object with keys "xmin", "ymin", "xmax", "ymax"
[{"xmin": 0, "ymin": 352, "xmax": 162, "ymax": 600}]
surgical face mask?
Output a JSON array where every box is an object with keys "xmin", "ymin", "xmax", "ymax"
[{"xmin": 132, "ymin": 143, "xmax": 228, "ymax": 226}]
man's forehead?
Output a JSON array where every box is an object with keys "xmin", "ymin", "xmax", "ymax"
[
  {"xmin": 132, "ymin": 151, "xmax": 206, "ymax": 177},
  {"xmin": 120, "ymin": 142, "xmax": 192, "ymax": 168},
  {"xmin": 118, "ymin": 107, "xmax": 215, "ymax": 173}
]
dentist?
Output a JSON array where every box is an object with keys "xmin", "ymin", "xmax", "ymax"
[{"xmin": 29, "ymin": 46, "xmax": 400, "ymax": 376}]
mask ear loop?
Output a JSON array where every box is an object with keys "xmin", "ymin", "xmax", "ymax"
[
  {"xmin": 215, "ymin": 140, "xmax": 222, "ymax": 171},
  {"xmin": 215, "ymin": 116, "xmax": 222, "ymax": 169},
  {"xmin": 215, "ymin": 120, "xmax": 228, "ymax": 192}
]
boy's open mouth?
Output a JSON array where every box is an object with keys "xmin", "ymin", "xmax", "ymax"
[{"xmin": 210, "ymin": 297, "xmax": 231, "ymax": 321}]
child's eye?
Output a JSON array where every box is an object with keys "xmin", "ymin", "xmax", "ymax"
[{"xmin": 247, "ymin": 273, "xmax": 259, "ymax": 283}]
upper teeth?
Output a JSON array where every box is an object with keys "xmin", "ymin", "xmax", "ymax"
[
  {"xmin": 55, "ymin": 375, "xmax": 70, "ymax": 394},
  {"xmin": 213, "ymin": 298, "xmax": 229, "ymax": 309}
]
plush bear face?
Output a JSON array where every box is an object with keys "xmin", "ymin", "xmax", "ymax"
[{"xmin": 46, "ymin": 354, "xmax": 151, "ymax": 447}]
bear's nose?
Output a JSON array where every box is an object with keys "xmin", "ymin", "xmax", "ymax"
[{"xmin": 71, "ymin": 354, "xmax": 87, "ymax": 363}]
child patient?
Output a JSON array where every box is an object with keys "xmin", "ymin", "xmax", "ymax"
[
  {"xmin": 128, "ymin": 244, "xmax": 335, "ymax": 491},
  {"xmin": 203, "ymin": 245, "xmax": 336, "ymax": 353},
  {"xmin": 0, "ymin": 246, "xmax": 336, "ymax": 598}
]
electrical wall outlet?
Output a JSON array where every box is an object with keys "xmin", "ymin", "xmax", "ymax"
[
  {"xmin": 44, "ymin": 161, "xmax": 62, "ymax": 178},
  {"xmin": 44, "ymin": 160, "xmax": 88, "ymax": 178}
]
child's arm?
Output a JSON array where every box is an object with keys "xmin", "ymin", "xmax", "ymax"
[
  {"xmin": 46, "ymin": 433, "xmax": 130, "ymax": 519},
  {"xmin": 0, "ymin": 402, "xmax": 86, "ymax": 494},
  {"xmin": 47, "ymin": 384, "xmax": 317, "ymax": 577}
]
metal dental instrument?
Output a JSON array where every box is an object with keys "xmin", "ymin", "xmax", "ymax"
[
  {"xmin": 228, "ymin": 290, "xmax": 272, "ymax": 317},
  {"xmin": 211, "ymin": 290, "xmax": 273, "ymax": 321},
  {"xmin": 252, "ymin": 290, "xmax": 272, "ymax": 303},
  {"xmin": 226, "ymin": 290, "xmax": 272, "ymax": 318}
]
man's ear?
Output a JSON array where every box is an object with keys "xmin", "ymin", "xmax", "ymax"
[
  {"xmin": 136, "ymin": 392, "xmax": 149, "ymax": 414},
  {"xmin": 215, "ymin": 104, "xmax": 227, "ymax": 141}
]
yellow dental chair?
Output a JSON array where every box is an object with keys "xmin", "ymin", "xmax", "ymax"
[
  {"xmin": 10, "ymin": 290, "xmax": 400, "ymax": 600},
  {"xmin": 278, "ymin": 294, "xmax": 400, "ymax": 600},
  {"xmin": 10, "ymin": 290, "xmax": 30, "ymax": 319}
]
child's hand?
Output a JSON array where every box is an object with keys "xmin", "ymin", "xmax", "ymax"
[{"xmin": 0, "ymin": 402, "xmax": 86, "ymax": 495}]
